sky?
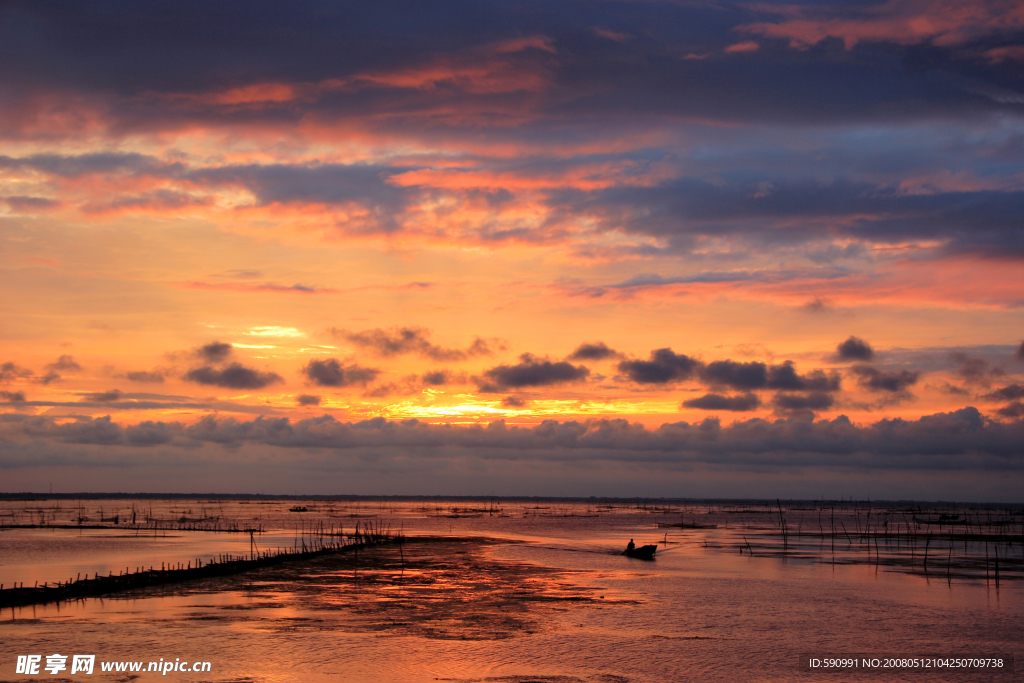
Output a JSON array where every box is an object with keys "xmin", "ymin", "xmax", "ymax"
[{"xmin": 1, "ymin": 0, "xmax": 1023, "ymax": 500}]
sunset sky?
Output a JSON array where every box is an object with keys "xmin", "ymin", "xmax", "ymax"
[{"xmin": 2, "ymin": 0, "xmax": 1023, "ymax": 499}]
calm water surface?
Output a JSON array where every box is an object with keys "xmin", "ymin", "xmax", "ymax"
[{"xmin": 1, "ymin": 498, "xmax": 1020, "ymax": 682}]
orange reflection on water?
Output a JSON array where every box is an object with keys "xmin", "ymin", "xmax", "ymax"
[{"xmin": 1, "ymin": 498, "xmax": 1022, "ymax": 682}]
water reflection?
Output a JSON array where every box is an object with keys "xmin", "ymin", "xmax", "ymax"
[{"xmin": 1, "ymin": 498, "xmax": 1021, "ymax": 682}]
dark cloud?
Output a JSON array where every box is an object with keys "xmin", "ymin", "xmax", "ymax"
[
  {"xmin": 12, "ymin": 415, "xmax": 177, "ymax": 446},
  {"xmin": 851, "ymin": 365, "xmax": 920, "ymax": 393},
  {"xmin": 6, "ymin": 147, "xmax": 1023, "ymax": 263},
  {"xmin": 195, "ymin": 341, "xmax": 232, "ymax": 363},
  {"xmin": 39, "ymin": 415, "xmax": 125, "ymax": 445},
  {"xmin": 742, "ymin": 1, "xmax": 1024, "ymax": 52},
  {"xmin": 338, "ymin": 327, "xmax": 496, "ymax": 362},
  {"xmin": 218, "ymin": 269, "xmax": 263, "ymax": 279},
  {"xmin": 421, "ymin": 370, "xmax": 449, "ymax": 386},
  {"xmin": 984, "ymin": 384, "xmax": 1024, "ymax": 402},
  {"xmin": 699, "ymin": 359, "xmax": 840, "ymax": 392},
  {"xmin": 302, "ymin": 358, "xmax": 379, "ymax": 387},
  {"xmin": 8, "ymin": 407, "xmax": 1022, "ymax": 473},
  {"xmin": 0, "ymin": 0, "xmax": 1019, "ymax": 292},
  {"xmin": 363, "ymin": 383, "xmax": 409, "ymax": 398},
  {"xmin": 479, "ymin": 353, "xmax": 589, "ymax": 391},
  {"xmin": 191, "ymin": 163, "xmax": 409, "ymax": 223},
  {"xmin": 581, "ymin": 268, "xmax": 852, "ymax": 297},
  {"xmin": 124, "ymin": 421, "xmax": 177, "ymax": 445},
  {"xmin": 3, "ymin": 195, "xmax": 59, "ymax": 210},
  {"xmin": 1016, "ymin": 342, "xmax": 1024, "ymax": 362},
  {"xmin": 801, "ymin": 298, "xmax": 834, "ymax": 314},
  {"xmin": 767, "ymin": 362, "xmax": 841, "ymax": 392},
  {"xmin": 296, "ymin": 394, "xmax": 322, "ymax": 406},
  {"xmin": 936, "ymin": 381, "xmax": 970, "ymax": 396},
  {"xmin": 551, "ymin": 177, "xmax": 1024, "ymax": 257},
  {"xmin": 185, "ymin": 363, "xmax": 283, "ymax": 389},
  {"xmin": 1, "ymin": 390, "xmax": 26, "ymax": 402},
  {"xmin": 185, "ymin": 281, "xmax": 334, "ymax": 294},
  {"xmin": 997, "ymin": 402, "xmax": 1024, "ymax": 419},
  {"xmin": 124, "ymin": 370, "xmax": 165, "ymax": 383},
  {"xmin": 16, "ymin": 139, "xmax": 1024, "ymax": 270},
  {"xmin": 618, "ymin": 348, "xmax": 698, "ymax": 384},
  {"xmin": 683, "ymin": 392, "xmax": 760, "ymax": 411},
  {"xmin": 0, "ymin": 153, "xmax": 182, "ymax": 178},
  {"xmin": 81, "ymin": 189, "xmax": 212, "ymax": 214},
  {"xmin": 836, "ymin": 336, "xmax": 874, "ymax": 361},
  {"xmin": 772, "ymin": 392, "xmax": 835, "ymax": 411},
  {"xmin": 0, "ymin": 362, "xmax": 33, "ymax": 381},
  {"xmin": 567, "ymin": 342, "xmax": 619, "ymax": 361},
  {"xmin": 0, "ymin": 153, "xmax": 408, "ymax": 231},
  {"xmin": 84, "ymin": 389, "xmax": 122, "ymax": 403},
  {"xmin": 950, "ymin": 351, "xmax": 1004, "ymax": 386},
  {"xmin": 3, "ymin": 0, "xmax": 1021, "ymax": 136},
  {"xmin": 701, "ymin": 360, "xmax": 766, "ymax": 390},
  {"xmin": 502, "ymin": 396, "xmax": 528, "ymax": 408},
  {"xmin": 421, "ymin": 369, "xmax": 466, "ymax": 386},
  {"xmin": 1, "ymin": 397, "xmax": 274, "ymax": 414},
  {"xmin": 45, "ymin": 355, "xmax": 81, "ymax": 372}
]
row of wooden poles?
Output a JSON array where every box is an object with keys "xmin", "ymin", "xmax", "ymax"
[
  {"xmin": 0, "ymin": 521, "xmax": 263, "ymax": 533},
  {"xmin": 736, "ymin": 501, "xmax": 1021, "ymax": 585},
  {"xmin": 0, "ymin": 521, "xmax": 401, "ymax": 610},
  {"xmin": 0, "ymin": 502, "xmax": 269, "ymax": 532}
]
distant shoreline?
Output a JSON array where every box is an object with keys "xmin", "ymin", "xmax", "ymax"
[{"xmin": 1, "ymin": 492, "xmax": 1019, "ymax": 506}]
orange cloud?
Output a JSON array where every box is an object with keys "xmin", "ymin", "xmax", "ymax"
[
  {"xmin": 193, "ymin": 83, "xmax": 300, "ymax": 106},
  {"xmin": 725, "ymin": 41, "xmax": 760, "ymax": 53},
  {"xmin": 742, "ymin": 0, "xmax": 1024, "ymax": 50},
  {"xmin": 593, "ymin": 27, "xmax": 633, "ymax": 42},
  {"xmin": 337, "ymin": 36, "xmax": 557, "ymax": 96},
  {"xmin": 388, "ymin": 159, "xmax": 677, "ymax": 192},
  {"xmin": 985, "ymin": 45, "xmax": 1024, "ymax": 62}
]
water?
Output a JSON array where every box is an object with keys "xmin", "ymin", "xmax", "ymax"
[{"xmin": 1, "ymin": 498, "xmax": 1021, "ymax": 682}]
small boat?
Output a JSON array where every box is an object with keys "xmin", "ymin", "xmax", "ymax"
[
  {"xmin": 623, "ymin": 544, "xmax": 657, "ymax": 560},
  {"xmin": 289, "ymin": 506, "xmax": 308, "ymax": 512}
]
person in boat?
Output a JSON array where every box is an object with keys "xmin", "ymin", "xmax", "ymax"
[{"xmin": 626, "ymin": 539, "xmax": 635, "ymax": 553}]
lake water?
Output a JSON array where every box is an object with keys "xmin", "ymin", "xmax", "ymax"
[{"xmin": 1, "ymin": 498, "xmax": 1021, "ymax": 682}]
